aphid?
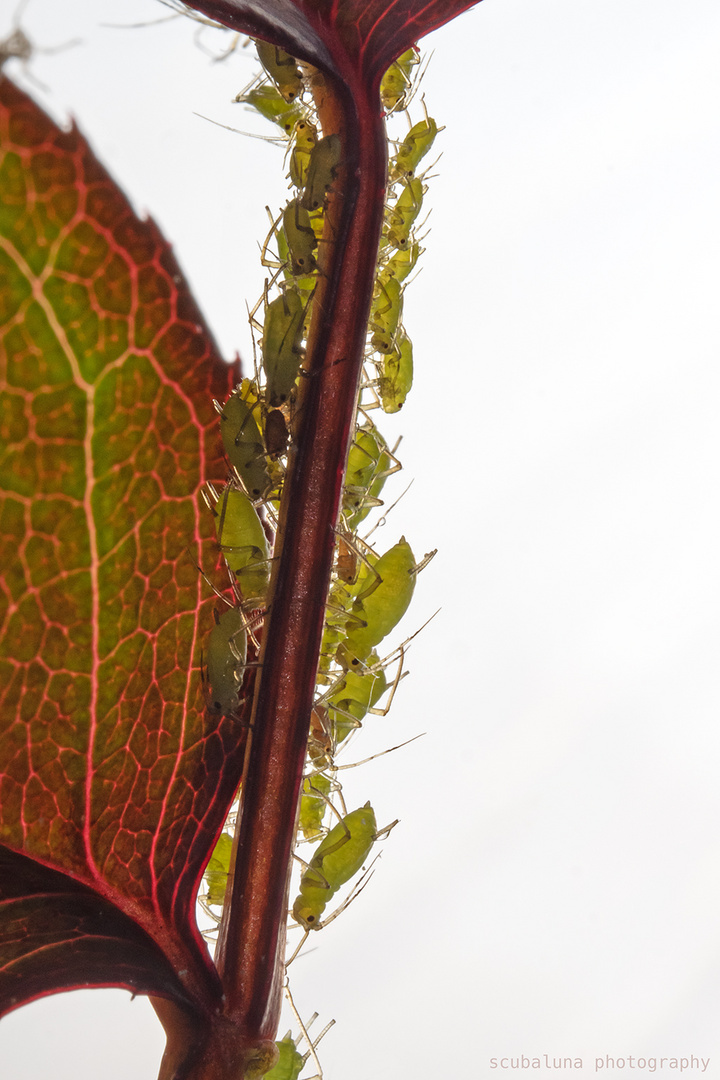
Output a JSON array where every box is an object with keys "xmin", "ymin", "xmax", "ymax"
[
  {"xmin": 264, "ymin": 408, "xmax": 289, "ymax": 458},
  {"xmin": 338, "ymin": 538, "xmax": 417, "ymax": 665},
  {"xmin": 390, "ymin": 116, "xmax": 439, "ymax": 180},
  {"xmin": 292, "ymin": 803, "xmax": 378, "ymax": 930},
  {"xmin": 205, "ymin": 606, "xmax": 248, "ymax": 716},
  {"xmin": 342, "ymin": 425, "xmax": 399, "ymax": 530},
  {"xmin": 256, "ymin": 41, "xmax": 303, "ymax": 103},
  {"xmin": 219, "ymin": 391, "xmax": 272, "ymax": 500},
  {"xmin": 370, "ymin": 276, "xmax": 403, "ymax": 354},
  {"xmin": 204, "ymin": 831, "xmax": 233, "ymax": 906},
  {"xmin": 282, "ymin": 197, "xmax": 318, "ymax": 275},
  {"xmin": 385, "ymin": 176, "xmax": 426, "ymax": 251},
  {"xmin": 234, "ymin": 84, "xmax": 305, "ymax": 135},
  {"xmin": 301, "ymin": 134, "xmax": 342, "ymax": 211},
  {"xmin": 214, "ymin": 485, "xmax": 270, "ymax": 603},
  {"xmin": 299, "ymin": 773, "xmax": 333, "ymax": 840},
  {"xmin": 262, "ymin": 288, "xmax": 305, "ymax": 406},
  {"xmin": 289, "ymin": 119, "xmax": 318, "ymax": 190},
  {"xmin": 326, "ymin": 657, "xmax": 388, "ymax": 745},
  {"xmin": 379, "ymin": 332, "xmax": 413, "ymax": 413},
  {"xmin": 379, "ymin": 240, "xmax": 422, "ymax": 285},
  {"xmin": 264, "ymin": 1035, "xmax": 304, "ymax": 1080},
  {"xmin": 379, "ymin": 47, "xmax": 420, "ymax": 114}
]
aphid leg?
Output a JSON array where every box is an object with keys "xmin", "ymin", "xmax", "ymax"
[
  {"xmin": 411, "ymin": 547, "xmax": 438, "ymax": 575},
  {"xmin": 260, "ymin": 206, "xmax": 285, "ymax": 270},
  {"xmin": 331, "ymin": 732, "xmax": 425, "ymax": 773},
  {"xmin": 283, "ymin": 979, "xmax": 335, "ymax": 1080}
]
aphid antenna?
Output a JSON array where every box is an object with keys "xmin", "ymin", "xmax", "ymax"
[
  {"xmin": 199, "ymin": 28, "xmax": 243, "ymax": 63},
  {"xmin": 303, "ymin": 856, "xmax": 382, "ymax": 934},
  {"xmin": 361, "ymin": 479, "xmax": 414, "ymax": 541},
  {"xmin": 400, "ymin": 48, "xmax": 432, "ymax": 115},
  {"xmin": 157, "ymin": 0, "xmax": 225, "ymax": 25},
  {"xmin": 192, "ymin": 112, "xmax": 287, "ymax": 146},
  {"xmin": 100, "ymin": 13, "xmax": 180, "ymax": 28},
  {"xmin": 185, "ymin": 548, "xmax": 240, "ymax": 610},
  {"xmin": 330, "ymin": 732, "xmax": 425, "ymax": 773},
  {"xmin": 232, "ymin": 69, "xmax": 266, "ymax": 103},
  {"xmin": 284, "ymin": 927, "xmax": 310, "ymax": 968},
  {"xmin": 259, "ymin": 206, "xmax": 286, "ymax": 271}
]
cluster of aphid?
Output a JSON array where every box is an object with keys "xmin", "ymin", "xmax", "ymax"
[{"xmin": 197, "ymin": 39, "xmax": 438, "ymax": 1080}]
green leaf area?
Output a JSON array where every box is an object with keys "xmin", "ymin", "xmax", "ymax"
[{"xmin": 0, "ymin": 76, "xmax": 243, "ymax": 1015}]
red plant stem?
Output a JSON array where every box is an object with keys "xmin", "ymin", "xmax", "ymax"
[{"xmin": 215, "ymin": 73, "xmax": 388, "ymax": 1042}]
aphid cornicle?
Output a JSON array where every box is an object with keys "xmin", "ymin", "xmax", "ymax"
[
  {"xmin": 301, "ymin": 133, "xmax": 342, "ymax": 211},
  {"xmin": 282, "ymin": 198, "xmax": 317, "ymax": 276},
  {"xmin": 292, "ymin": 803, "xmax": 378, "ymax": 930},
  {"xmin": 214, "ymin": 485, "xmax": 270, "ymax": 603},
  {"xmin": 205, "ymin": 606, "xmax": 248, "ymax": 717},
  {"xmin": 219, "ymin": 391, "xmax": 272, "ymax": 500},
  {"xmin": 379, "ymin": 332, "xmax": 413, "ymax": 413},
  {"xmin": 262, "ymin": 288, "xmax": 305, "ymax": 406},
  {"xmin": 263, "ymin": 1035, "xmax": 304, "ymax": 1080},
  {"xmin": 235, "ymin": 84, "xmax": 305, "ymax": 135},
  {"xmin": 256, "ymin": 41, "xmax": 303, "ymax": 103}
]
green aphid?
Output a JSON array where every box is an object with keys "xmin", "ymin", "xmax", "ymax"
[
  {"xmin": 338, "ymin": 538, "xmax": 416, "ymax": 665},
  {"xmin": 292, "ymin": 803, "xmax": 378, "ymax": 930},
  {"xmin": 256, "ymin": 41, "xmax": 304, "ymax": 103},
  {"xmin": 385, "ymin": 176, "xmax": 425, "ymax": 251},
  {"xmin": 219, "ymin": 391, "xmax": 272, "ymax": 501},
  {"xmin": 390, "ymin": 117, "xmax": 439, "ymax": 180},
  {"xmin": 288, "ymin": 119, "xmax": 318, "ymax": 190},
  {"xmin": 379, "ymin": 332, "xmax": 413, "ymax": 414},
  {"xmin": 276, "ymin": 228, "xmax": 317, "ymax": 303},
  {"xmin": 299, "ymin": 773, "xmax": 332, "ymax": 840},
  {"xmin": 343, "ymin": 425, "xmax": 396, "ymax": 530},
  {"xmin": 370, "ymin": 275, "xmax": 403, "ymax": 354},
  {"xmin": 234, "ymin": 84, "xmax": 305, "ymax": 135},
  {"xmin": 327, "ymin": 657, "xmax": 387, "ymax": 744},
  {"xmin": 301, "ymin": 133, "xmax": 342, "ymax": 211},
  {"xmin": 380, "ymin": 240, "xmax": 421, "ymax": 284},
  {"xmin": 263, "ymin": 1035, "xmax": 304, "ymax": 1080},
  {"xmin": 205, "ymin": 606, "xmax": 247, "ymax": 717},
  {"xmin": 379, "ymin": 47, "xmax": 420, "ymax": 114},
  {"xmin": 282, "ymin": 197, "xmax": 317, "ymax": 276},
  {"xmin": 215, "ymin": 485, "xmax": 270, "ymax": 603},
  {"xmin": 205, "ymin": 831, "xmax": 233, "ymax": 906},
  {"xmin": 262, "ymin": 288, "xmax": 305, "ymax": 407}
]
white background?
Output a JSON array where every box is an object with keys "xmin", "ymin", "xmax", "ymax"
[{"xmin": 2, "ymin": 0, "xmax": 720, "ymax": 1077}]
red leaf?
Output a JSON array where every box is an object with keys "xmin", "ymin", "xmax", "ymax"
[
  {"xmin": 0, "ymin": 845, "xmax": 194, "ymax": 1013},
  {"xmin": 182, "ymin": 0, "xmax": 481, "ymax": 86},
  {"xmin": 0, "ymin": 76, "xmax": 247, "ymax": 1016}
]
